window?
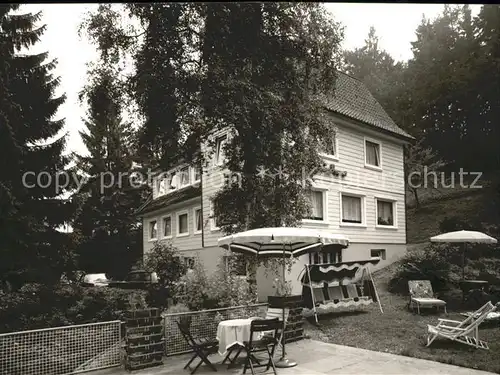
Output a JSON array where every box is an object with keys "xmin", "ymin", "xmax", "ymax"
[
  {"xmin": 371, "ymin": 249, "xmax": 386, "ymax": 260},
  {"xmin": 341, "ymin": 194, "xmax": 363, "ymax": 224},
  {"xmin": 305, "ymin": 190, "xmax": 325, "ymax": 221},
  {"xmin": 194, "ymin": 208, "xmax": 202, "ymax": 234},
  {"xmin": 224, "ymin": 255, "xmax": 247, "ymax": 277},
  {"xmin": 193, "ymin": 166, "xmax": 201, "ymax": 182},
  {"xmin": 177, "ymin": 212, "xmax": 189, "ymax": 235},
  {"xmin": 183, "ymin": 257, "xmax": 195, "ymax": 270},
  {"xmin": 149, "ymin": 220, "xmax": 157, "ymax": 240},
  {"xmin": 376, "ymin": 199, "xmax": 395, "ymax": 226},
  {"xmin": 318, "ymin": 129, "xmax": 337, "ymax": 158},
  {"xmin": 310, "ymin": 250, "xmax": 342, "ymax": 265},
  {"xmin": 157, "ymin": 174, "xmax": 171, "ymax": 196},
  {"xmin": 215, "ymin": 134, "xmax": 228, "ymax": 166},
  {"xmin": 162, "ymin": 216, "xmax": 172, "ymax": 238},
  {"xmin": 365, "ymin": 139, "xmax": 381, "ymax": 168},
  {"xmin": 179, "ymin": 167, "xmax": 190, "ymax": 187},
  {"xmin": 210, "ymin": 202, "xmax": 219, "ymax": 230}
]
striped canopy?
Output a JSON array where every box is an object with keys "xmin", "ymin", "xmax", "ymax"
[{"xmin": 217, "ymin": 227, "xmax": 349, "ymax": 258}]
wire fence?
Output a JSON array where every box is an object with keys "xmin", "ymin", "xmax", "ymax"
[
  {"xmin": 0, "ymin": 320, "xmax": 122, "ymax": 375},
  {"xmin": 164, "ymin": 303, "xmax": 268, "ymax": 356}
]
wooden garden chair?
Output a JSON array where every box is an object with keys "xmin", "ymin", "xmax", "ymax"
[
  {"xmin": 242, "ymin": 318, "xmax": 281, "ymax": 375},
  {"xmin": 177, "ymin": 320, "xmax": 219, "ymax": 374},
  {"xmin": 426, "ymin": 301, "xmax": 497, "ymax": 350},
  {"xmin": 408, "ymin": 280, "xmax": 447, "ymax": 314}
]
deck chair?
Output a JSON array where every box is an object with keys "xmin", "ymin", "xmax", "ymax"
[
  {"xmin": 242, "ymin": 318, "xmax": 281, "ymax": 375},
  {"xmin": 426, "ymin": 301, "xmax": 497, "ymax": 349},
  {"xmin": 345, "ymin": 284, "xmax": 371, "ymax": 302},
  {"xmin": 408, "ymin": 280, "xmax": 447, "ymax": 314},
  {"xmin": 312, "ymin": 287, "xmax": 326, "ymax": 306},
  {"xmin": 177, "ymin": 320, "xmax": 218, "ymax": 374},
  {"xmin": 326, "ymin": 284, "xmax": 345, "ymax": 303}
]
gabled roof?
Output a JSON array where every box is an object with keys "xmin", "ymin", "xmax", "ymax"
[
  {"xmin": 136, "ymin": 184, "xmax": 201, "ymax": 217},
  {"xmin": 322, "ymin": 71, "xmax": 414, "ymax": 140}
]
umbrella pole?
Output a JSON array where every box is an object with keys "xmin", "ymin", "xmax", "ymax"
[
  {"xmin": 462, "ymin": 243, "xmax": 466, "ymax": 280},
  {"xmin": 275, "ymin": 243, "xmax": 297, "ymax": 368}
]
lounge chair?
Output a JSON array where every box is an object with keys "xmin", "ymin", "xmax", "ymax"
[
  {"xmin": 426, "ymin": 301, "xmax": 497, "ymax": 349},
  {"xmin": 408, "ymin": 280, "xmax": 447, "ymax": 314}
]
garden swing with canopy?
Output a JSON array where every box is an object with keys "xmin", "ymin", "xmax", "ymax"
[{"xmin": 300, "ymin": 258, "xmax": 383, "ymax": 324}]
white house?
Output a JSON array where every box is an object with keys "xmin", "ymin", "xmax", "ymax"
[{"xmin": 136, "ymin": 71, "xmax": 414, "ymax": 300}]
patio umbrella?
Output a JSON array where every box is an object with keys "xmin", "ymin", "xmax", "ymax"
[
  {"xmin": 218, "ymin": 227, "xmax": 349, "ymax": 368},
  {"xmin": 430, "ymin": 230, "xmax": 498, "ymax": 279}
]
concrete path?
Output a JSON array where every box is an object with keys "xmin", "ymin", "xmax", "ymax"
[{"xmin": 98, "ymin": 339, "xmax": 495, "ymax": 375}]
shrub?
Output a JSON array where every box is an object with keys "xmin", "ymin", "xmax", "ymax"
[
  {"xmin": 144, "ymin": 241, "xmax": 187, "ymax": 290},
  {"xmin": 178, "ymin": 255, "xmax": 256, "ymax": 311},
  {"xmin": 207, "ymin": 256, "xmax": 257, "ymax": 308},
  {"xmin": 0, "ymin": 283, "xmax": 147, "ymax": 333},
  {"xmin": 389, "ymin": 244, "xmax": 452, "ymax": 295},
  {"xmin": 177, "ymin": 256, "xmax": 214, "ymax": 310}
]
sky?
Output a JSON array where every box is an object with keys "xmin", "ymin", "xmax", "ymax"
[{"xmin": 21, "ymin": 3, "xmax": 482, "ymax": 157}]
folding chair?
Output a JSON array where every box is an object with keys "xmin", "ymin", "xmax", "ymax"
[
  {"xmin": 265, "ymin": 307, "xmax": 289, "ymax": 355},
  {"xmin": 177, "ymin": 320, "xmax": 219, "ymax": 374},
  {"xmin": 408, "ymin": 280, "xmax": 447, "ymax": 314},
  {"xmin": 242, "ymin": 318, "xmax": 281, "ymax": 375},
  {"xmin": 426, "ymin": 301, "xmax": 497, "ymax": 349}
]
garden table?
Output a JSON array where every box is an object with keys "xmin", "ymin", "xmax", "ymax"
[{"xmin": 216, "ymin": 318, "xmax": 256, "ymax": 356}]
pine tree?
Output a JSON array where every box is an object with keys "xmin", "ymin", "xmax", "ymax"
[
  {"xmin": 0, "ymin": 6, "xmax": 74, "ymax": 287},
  {"xmin": 73, "ymin": 69, "xmax": 144, "ymax": 279}
]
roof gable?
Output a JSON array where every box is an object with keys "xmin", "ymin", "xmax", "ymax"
[{"xmin": 322, "ymin": 72, "xmax": 413, "ymax": 140}]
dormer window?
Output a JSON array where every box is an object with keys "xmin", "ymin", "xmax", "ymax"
[
  {"xmin": 179, "ymin": 166, "xmax": 190, "ymax": 187},
  {"xmin": 157, "ymin": 174, "xmax": 171, "ymax": 196}
]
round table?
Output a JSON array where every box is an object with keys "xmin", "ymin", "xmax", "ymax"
[{"xmin": 216, "ymin": 318, "xmax": 258, "ymax": 356}]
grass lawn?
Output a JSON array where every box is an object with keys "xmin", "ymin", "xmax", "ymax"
[{"xmin": 303, "ymin": 264, "xmax": 500, "ymax": 374}]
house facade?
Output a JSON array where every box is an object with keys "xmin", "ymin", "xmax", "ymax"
[{"xmin": 136, "ymin": 72, "xmax": 413, "ymax": 300}]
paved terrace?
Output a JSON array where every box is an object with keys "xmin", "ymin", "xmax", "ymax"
[{"xmin": 96, "ymin": 339, "xmax": 495, "ymax": 375}]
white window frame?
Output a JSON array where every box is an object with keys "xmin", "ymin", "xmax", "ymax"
[
  {"xmin": 223, "ymin": 255, "xmax": 248, "ymax": 278},
  {"xmin": 318, "ymin": 126, "xmax": 339, "ymax": 162},
  {"xmin": 214, "ymin": 133, "xmax": 228, "ymax": 166},
  {"xmin": 161, "ymin": 214, "xmax": 172, "ymax": 239},
  {"xmin": 364, "ymin": 137, "xmax": 383, "ymax": 171},
  {"xmin": 302, "ymin": 187, "xmax": 328, "ymax": 224},
  {"xmin": 371, "ymin": 249, "xmax": 387, "ymax": 260},
  {"xmin": 309, "ymin": 250, "xmax": 342, "ymax": 265},
  {"xmin": 375, "ymin": 197, "xmax": 398, "ymax": 229},
  {"xmin": 339, "ymin": 192, "xmax": 366, "ymax": 227},
  {"xmin": 148, "ymin": 219, "xmax": 158, "ymax": 241},
  {"xmin": 193, "ymin": 206, "xmax": 202, "ymax": 235},
  {"xmin": 210, "ymin": 201, "xmax": 220, "ymax": 231},
  {"xmin": 182, "ymin": 256, "xmax": 196, "ymax": 270},
  {"xmin": 192, "ymin": 166, "xmax": 201, "ymax": 183},
  {"xmin": 178, "ymin": 166, "xmax": 191, "ymax": 188},
  {"xmin": 176, "ymin": 210, "xmax": 189, "ymax": 237}
]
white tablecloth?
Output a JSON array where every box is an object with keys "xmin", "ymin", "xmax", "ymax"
[{"xmin": 216, "ymin": 318, "xmax": 258, "ymax": 356}]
